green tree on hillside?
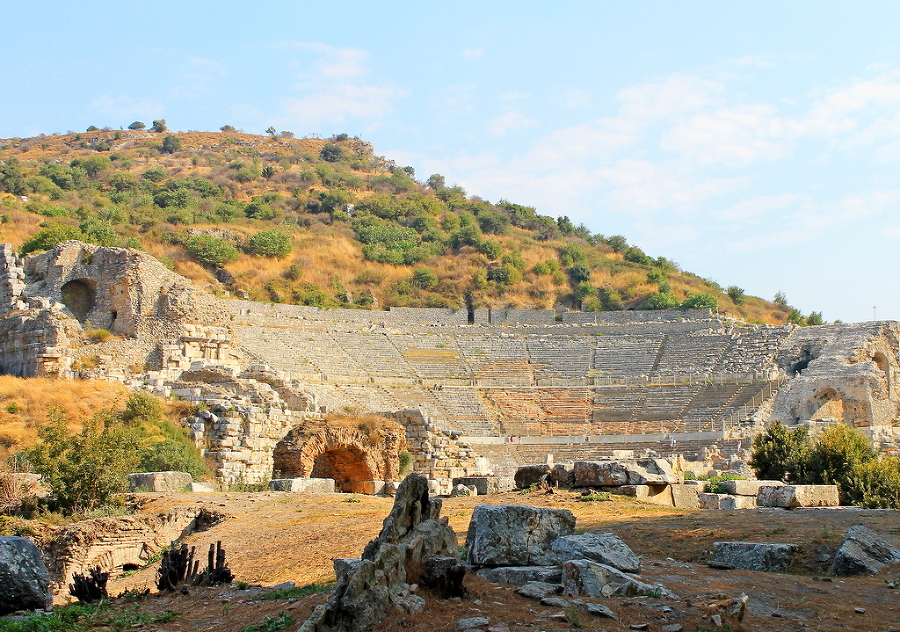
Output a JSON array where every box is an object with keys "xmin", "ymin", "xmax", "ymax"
[
  {"xmin": 128, "ymin": 121, "xmax": 146, "ymax": 130},
  {"xmin": 150, "ymin": 119, "xmax": 167, "ymax": 133},
  {"xmin": 161, "ymin": 135, "xmax": 182, "ymax": 154},
  {"xmin": 247, "ymin": 229, "xmax": 292, "ymax": 258}
]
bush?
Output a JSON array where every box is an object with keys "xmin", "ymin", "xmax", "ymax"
[
  {"xmin": 411, "ymin": 267, "xmax": 438, "ymax": 289},
  {"xmin": 185, "ymin": 234, "xmax": 239, "ymax": 268},
  {"xmin": 643, "ymin": 292, "xmax": 680, "ymax": 310},
  {"xmin": 161, "ymin": 135, "xmax": 182, "ymax": 154},
  {"xmin": 681, "ymin": 293, "xmax": 718, "ymax": 310},
  {"xmin": 128, "ymin": 121, "xmax": 146, "ymax": 130},
  {"xmin": 749, "ymin": 421, "xmax": 811, "ymax": 483},
  {"xmin": 24, "ymin": 408, "xmax": 139, "ymax": 512},
  {"xmin": 137, "ymin": 441, "xmax": 207, "ymax": 480},
  {"xmin": 726, "ymin": 285, "xmax": 745, "ymax": 304},
  {"xmin": 851, "ymin": 458, "xmax": 900, "ymax": 508},
  {"xmin": 247, "ymin": 229, "xmax": 292, "ymax": 258},
  {"xmin": 320, "ymin": 144, "xmax": 344, "ymax": 162},
  {"xmin": 20, "ymin": 223, "xmax": 84, "ymax": 254}
]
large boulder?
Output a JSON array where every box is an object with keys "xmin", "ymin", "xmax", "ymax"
[
  {"xmin": 574, "ymin": 459, "xmax": 677, "ymax": 487},
  {"xmin": 831, "ymin": 525, "xmax": 900, "ymax": 576},
  {"xmin": 0, "ymin": 536, "xmax": 52, "ymax": 615},
  {"xmin": 707, "ymin": 542, "xmax": 799, "ymax": 572},
  {"xmin": 514, "ymin": 465, "xmax": 550, "ymax": 489},
  {"xmin": 299, "ymin": 474, "xmax": 458, "ymax": 632},
  {"xmin": 466, "ymin": 504, "xmax": 576, "ymax": 567},
  {"xmin": 551, "ymin": 533, "xmax": 640, "ymax": 573},
  {"xmin": 561, "ymin": 559, "xmax": 675, "ymax": 599}
]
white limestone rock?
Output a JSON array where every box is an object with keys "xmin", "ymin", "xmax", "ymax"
[{"xmin": 466, "ymin": 504, "xmax": 576, "ymax": 567}]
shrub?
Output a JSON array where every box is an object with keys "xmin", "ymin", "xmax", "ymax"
[
  {"xmin": 681, "ymin": 293, "xmax": 718, "ymax": 310},
  {"xmin": 411, "ymin": 267, "xmax": 438, "ymax": 289},
  {"xmin": 726, "ymin": 285, "xmax": 745, "ymax": 305},
  {"xmin": 850, "ymin": 458, "xmax": 900, "ymax": 509},
  {"xmin": 20, "ymin": 223, "xmax": 85, "ymax": 255},
  {"xmin": 137, "ymin": 440, "xmax": 208, "ymax": 479},
  {"xmin": 749, "ymin": 421, "xmax": 811, "ymax": 483},
  {"xmin": 247, "ymin": 229, "xmax": 293, "ymax": 258},
  {"xmin": 128, "ymin": 121, "xmax": 146, "ymax": 130},
  {"xmin": 185, "ymin": 235, "xmax": 239, "ymax": 268},
  {"xmin": 161, "ymin": 135, "xmax": 182, "ymax": 154},
  {"xmin": 320, "ymin": 144, "xmax": 344, "ymax": 162},
  {"xmin": 643, "ymin": 292, "xmax": 680, "ymax": 310},
  {"xmin": 568, "ymin": 264, "xmax": 591, "ymax": 284},
  {"xmin": 24, "ymin": 408, "xmax": 140, "ymax": 512}
]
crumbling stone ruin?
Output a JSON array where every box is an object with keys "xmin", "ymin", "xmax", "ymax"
[{"xmin": 2, "ymin": 240, "xmax": 900, "ymax": 491}]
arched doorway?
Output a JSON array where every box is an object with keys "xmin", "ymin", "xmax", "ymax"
[
  {"xmin": 60, "ymin": 279, "xmax": 96, "ymax": 322},
  {"xmin": 272, "ymin": 424, "xmax": 397, "ymax": 494},
  {"xmin": 808, "ymin": 387, "xmax": 845, "ymax": 421}
]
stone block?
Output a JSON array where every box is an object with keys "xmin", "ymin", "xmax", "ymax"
[
  {"xmin": 831, "ymin": 525, "xmax": 900, "ymax": 575},
  {"xmin": 466, "ymin": 504, "xmax": 576, "ymax": 567},
  {"xmin": 757, "ymin": 485, "xmax": 840, "ymax": 508},
  {"xmin": 453, "ymin": 476, "xmax": 515, "ymax": 495},
  {"xmin": 606, "ymin": 484, "xmax": 674, "ymax": 506},
  {"xmin": 128, "ymin": 471, "xmax": 193, "ymax": 492},
  {"xmin": 475, "ymin": 566, "xmax": 563, "ymax": 585},
  {"xmin": 549, "ymin": 464, "xmax": 574, "ymax": 488},
  {"xmin": 268, "ymin": 478, "xmax": 336, "ymax": 493},
  {"xmin": 574, "ymin": 461, "xmax": 628, "ymax": 486},
  {"xmin": 719, "ymin": 479, "xmax": 783, "ymax": 496},
  {"xmin": 189, "ymin": 482, "xmax": 216, "ymax": 493},
  {"xmin": 333, "ymin": 558, "xmax": 362, "ymax": 584},
  {"xmin": 698, "ymin": 493, "xmax": 757, "ymax": 510},
  {"xmin": 515, "ymin": 581, "xmax": 563, "ymax": 599},
  {"xmin": 551, "ymin": 532, "xmax": 640, "ymax": 572},
  {"xmin": 707, "ymin": 542, "xmax": 799, "ymax": 572},
  {"xmin": 670, "ymin": 483, "xmax": 701, "ymax": 508}
]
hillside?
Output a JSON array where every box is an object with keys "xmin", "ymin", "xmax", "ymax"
[{"xmin": 0, "ymin": 126, "xmax": 811, "ymax": 325}]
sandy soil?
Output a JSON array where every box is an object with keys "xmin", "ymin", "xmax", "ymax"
[{"xmin": 42, "ymin": 490, "xmax": 900, "ymax": 632}]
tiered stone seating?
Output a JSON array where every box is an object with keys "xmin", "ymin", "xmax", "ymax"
[
  {"xmin": 526, "ymin": 336, "xmax": 594, "ymax": 379},
  {"xmin": 682, "ymin": 384, "xmax": 746, "ymax": 422},
  {"xmin": 653, "ymin": 334, "xmax": 732, "ymax": 374},
  {"xmin": 592, "ymin": 335, "xmax": 665, "ymax": 377},
  {"xmin": 457, "ymin": 335, "xmax": 532, "ymax": 385},
  {"xmin": 716, "ymin": 326, "xmax": 792, "ymax": 373},
  {"xmin": 632, "ymin": 385, "xmax": 699, "ymax": 421},
  {"xmin": 331, "ymin": 332, "xmax": 414, "ymax": 379},
  {"xmin": 429, "ymin": 387, "xmax": 498, "ymax": 436},
  {"xmin": 392, "ymin": 334, "xmax": 471, "ymax": 380},
  {"xmin": 591, "ymin": 388, "xmax": 646, "ymax": 423}
]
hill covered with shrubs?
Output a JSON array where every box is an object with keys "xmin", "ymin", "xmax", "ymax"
[{"xmin": 0, "ymin": 124, "xmax": 818, "ymax": 325}]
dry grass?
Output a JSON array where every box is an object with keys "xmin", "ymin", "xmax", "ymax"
[{"xmin": 0, "ymin": 377, "xmax": 130, "ymax": 459}]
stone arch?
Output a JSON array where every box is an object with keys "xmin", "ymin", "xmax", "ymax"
[
  {"xmin": 808, "ymin": 387, "xmax": 846, "ymax": 421},
  {"xmin": 60, "ymin": 279, "xmax": 96, "ymax": 322},
  {"xmin": 272, "ymin": 425, "xmax": 397, "ymax": 494}
]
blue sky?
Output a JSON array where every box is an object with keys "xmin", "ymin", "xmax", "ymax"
[{"xmin": 3, "ymin": 2, "xmax": 900, "ymax": 323}]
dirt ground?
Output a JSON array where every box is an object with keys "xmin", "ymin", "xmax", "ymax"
[{"xmin": 33, "ymin": 490, "xmax": 900, "ymax": 632}]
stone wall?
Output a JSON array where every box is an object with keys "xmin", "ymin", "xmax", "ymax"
[{"xmin": 3, "ymin": 241, "xmax": 900, "ymax": 484}]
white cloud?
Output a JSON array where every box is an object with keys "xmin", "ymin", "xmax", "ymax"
[
  {"xmin": 715, "ymin": 193, "xmax": 810, "ymax": 222},
  {"xmin": 615, "ymin": 73, "xmax": 724, "ymax": 121},
  {"xmin": 89, "ymin": 95, "xmax": 163, "ymax": 121},
  {"xmin": 462, "ymin": 47, "xmax": 485, "ymax": 60},
  {"xmin": 489, "ymin": 111, "xmax": 536, "ymax": 136},
  {"xmin": 661, "ymin": 103, "xmax": 790, "ymax": 167},
  {"xmin": 283, "ymin": 83, "xmax": 408, "ymax": 124},
  {"xmin": 316, "ymin": 48, "xmax": 369, "ymax": 79}
]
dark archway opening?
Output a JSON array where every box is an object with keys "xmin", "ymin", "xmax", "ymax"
[
  {"xmin": 60, "ymin": 279, "xmax": 96, "ymax": 322},
  {"xmin": 789, "ymin": 348, "xmax": 815, "ymax": 376},
  {"xmin": 311, "ymin": 447, "xmax": 375, "ymax": 493},
  {"xmin": 121, "ymin": 563, "xmax": 140, "ymax": 572}
]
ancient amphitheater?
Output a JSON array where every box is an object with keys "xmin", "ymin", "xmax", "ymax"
[{"xmin": 2, "ymin": 241, "xmax": 899, "ymax": 493}]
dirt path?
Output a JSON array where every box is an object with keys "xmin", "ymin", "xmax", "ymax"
[{"xmin": 80, "ymin": 491, "xmax": 900, "ymax": 632}]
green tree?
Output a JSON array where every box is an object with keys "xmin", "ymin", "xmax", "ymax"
[
  {"xmin": 726, "ymin": 285, "xmax": 745, "ymax": 304},
  {"xmin": 161, "ymin": 134, "xmax": 182, "ymax": 154},
  {"xmin": 247, "ymin": 229, "xmax": 293, "ymax": 258},
  {"xmin": 150, "ymin": 119, "xmax": 167, "ymax": 133},
  {"xmin": 426, "ymin": 174, "xmax": 445, "ymax": 190},
  {"xmin": 411, "ymin": 267, "xmax": 439, "ymax": 289},
  {"xmin": 478, "ymin": 210, "xmax": 511, "ymax": 235},
  {"xmin": 643, "ymin": 292, "xmax": 680, "ymax": 310},
  {"xmin": 0, "ymin": 159, "xmax": 26, "ymax": 195},
  {"xmin": 24, "ymin": 408, "xmax": 139, "ymax": 512},
  {"xmin": 807, "ymin": 311, "xmax": 825, "ymax": 325},
  {"xmin": 220, "ymin": 125, "xmax": 236, "ymax": 133},
  {"xmin": 320, "ymin": 144, "xmax": 344, "ymax": 162},
  {"xmin": 20, "ymin": 223, "xmax": 85, "ymax": 254},
  {"xmin": 749, "ymin": 421, "xmax": 811, "ymax": 483},
  {"xmin": 681, "ymin": 293, "xmax": 718, "ymax": 310},
  {"xmin": 477, "ymin": 239, "xmax": 503, "ymax": 259},
  {"xmin": 568, "ymin": 264, "xmax": 592, "ymax": 284},
  {"xmin": 185, "ymin": 234, "xmax": 239, "ymax": 267},
  {"xmin": 774, "ymin": 291, "xmax": 788, "ymax": 306},
  {"xmin": 128, "ymin": 121, "xmax": 146, "ymax": 130},
  {"xmin": 261, "ymin": 165, "xmax": 277, "ymax": 180}
]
